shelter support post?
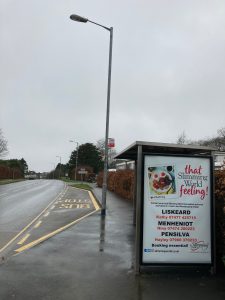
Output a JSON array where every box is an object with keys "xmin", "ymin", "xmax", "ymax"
[
  {"xmin": 135, "ymin": 145, "xmax": 142, "ymax": 274},
  {"xmin": 133, "ymin": 161, "xmax": 137, "ymax": 226},
  {"xmin": 211, "ymin": 153, "xmax": 216, "ymax": 275}
]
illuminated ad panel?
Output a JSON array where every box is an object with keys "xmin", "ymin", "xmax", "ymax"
[{"xmin": 142, "ymin": 155, "xmax": 212, "ymax": 264}]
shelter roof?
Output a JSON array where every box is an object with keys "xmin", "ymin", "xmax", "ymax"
[{"xmin": 115, "ymin": 141, "xmax": 216, "ymax": 161}]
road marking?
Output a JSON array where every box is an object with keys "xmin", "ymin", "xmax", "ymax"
[
  {"xmin": 58, "ymin": 203, "xmax": 91, "ymax": 209},
  {"xmin": 14, "ymin": 209, "xmax": 100, "ymax": 254},
  {"xmin": 79, "ymin": 204, "xmax": 90, "ymax": 209},
  {"xmin": 34, "ymin": 221, "xmax": 42, "ymax": 228},
  {"xmin": 71, "ymin": 187, "xmax": 100, "ymax": 210},
  {"xmin": 64, "ymin": 199, "xmax": 75, "ymax": 203},
  {"xmin": 88, "ymin": 191, "xmax": 101, "ymax": 210},
  {"xmin": 0, "ymin": 184, "xmax": 67, "ymax": 253},
  {"xmin": 44, "ymin": 212, "xmax": 50, "ymax": 217},
  {"xmin": 0, "ymin": 193, "xmax": 7, "ymax": 197},
  {"xmin": 17, "ymin": 234, "xmax": 30, "ymax": 245},
  {"xmin": 63, "ymin": 199, "xmax": 89, "ymax": 203}
]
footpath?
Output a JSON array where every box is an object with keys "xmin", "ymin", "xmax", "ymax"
[{"xmin": 0, "ymin": 186, "xmax": 224, "ymax": 300}]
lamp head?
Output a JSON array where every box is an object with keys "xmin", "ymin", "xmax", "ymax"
[{"xmin": 70, "ymin": 14, "xmax": 88, "ymax": 23}]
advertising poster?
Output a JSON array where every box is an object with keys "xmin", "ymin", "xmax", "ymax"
[{"xmin": 142, "ymin": 155, "xmax": 212, "ymax": 264}]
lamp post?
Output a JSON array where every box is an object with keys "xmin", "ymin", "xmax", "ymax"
[
  {"xmin": 56, "ymin": 156, "xmax": 61, "ymax": 179},
  {"xmin": 69, "ymin": 140, "xmax": 79, "ymax": 181},
  {"xmin": 70, "ymin": 14, "xmax": 113, "ymax": 216}
]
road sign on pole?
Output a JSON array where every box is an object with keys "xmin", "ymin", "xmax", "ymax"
[{"xmin": 108, "ymin": 138, "xmax": 115, "ymax": 148}]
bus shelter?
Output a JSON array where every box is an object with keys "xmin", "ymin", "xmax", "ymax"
[{"xmin": 115, "ymin": 141, "xmax": 216, "ymax": 274}]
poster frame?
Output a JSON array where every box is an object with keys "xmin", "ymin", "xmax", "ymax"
[{"xmin": 140, "ymin": 152, "xmax": 215, "ymax": 268}]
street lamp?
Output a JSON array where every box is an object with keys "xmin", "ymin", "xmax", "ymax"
[
  {"xmin": 70, "ymin": 14, "xmax": 113, "ymax": 216},
  {"xmin": 69, "ymin": 140, "xmax": 79, "ymax": 181},
  {"xmin": 56, "ymin": 156, "xmax": 62, "ymax": 179}
]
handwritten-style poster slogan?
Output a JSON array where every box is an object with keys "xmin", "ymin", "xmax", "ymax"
[{"xmin": 142, "ymin": 155, "xmax": 212, "ymax": 264}]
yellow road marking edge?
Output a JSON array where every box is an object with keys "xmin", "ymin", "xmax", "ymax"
[
  {"xmin": 34, "ymin": 220, "xmax": 42, "ymax": 229},
  {"xmin": 88, "ymin": 190, "xmax": 101, "ymax": 210},
  {"xmin": 71, "ymin": 186, "xmax": 101, "ymax": 210},
  {"xmin": 0, "ymin": 183, "xmax": 67, "ymax": 253},
  {"xmin": 14, "ymin": 187, "xmax": 101, "ymax": 254},
  {"xmin": 14, "ymin": 208, "xmax": 100, "ymax": 254},
  {"xmin": 17, "ymin": 233, "xmax": 30, "ymax": 245}
]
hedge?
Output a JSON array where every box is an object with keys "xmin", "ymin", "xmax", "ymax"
[
  {"xmin": 97, "ymin": 170, "xmax": 135, "ymax": 200},
  {"xmin": 215, "ymin": 170, "xmax": 225, "ymax": 269},
  {"xmin": 0, "ymin": 165, "xmax": 23, "ymax": 179}
]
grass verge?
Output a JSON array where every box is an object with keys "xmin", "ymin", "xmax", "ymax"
[
  {"xmin": 0, "ymin": 179, "xmax": 25, "ymax": 185},
  {"xmin": 70, "ymin": 183, "xmax": 93, "ymax": 191},
  {"xmin": 60, "ymin": 178, "xmax": 93, "ymax": 191}
]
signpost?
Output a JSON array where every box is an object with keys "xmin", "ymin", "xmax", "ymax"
[
  {"xmin": 78, "ymin": 168, "xmax": 88, "ymax": 182},
  {"xmin": 108, "ymin": 138, "xmax": 115, "ymax": 148},
  {"xmin": 78, "ymin": 169, "xmax": 88, "ymax": 174}
]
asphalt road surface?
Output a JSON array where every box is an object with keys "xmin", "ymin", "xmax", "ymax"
[
  {"xmin": 0, "ymin": 180, "xmax": 65, "ymax": 254},
  {"xmin": 0, "ymin": 179, "xmax": 100, "ymax": 259}
]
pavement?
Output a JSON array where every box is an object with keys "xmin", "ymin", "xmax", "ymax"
[{"xmin": 0, "ymin": 185, "xmax": 225, "ymax": 300}]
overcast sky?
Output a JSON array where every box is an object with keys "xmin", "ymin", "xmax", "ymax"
[{"xmin": 1, "ymin": 0, "xmax": 225, "ymax": 172}]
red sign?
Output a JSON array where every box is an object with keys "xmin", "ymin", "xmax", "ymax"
[{"xmin": 108, "ymin": 138, "xmax": 115, "ymax": 148}]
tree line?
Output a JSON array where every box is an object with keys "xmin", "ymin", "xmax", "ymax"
[
  {"xmin": 48, "ymin": 142, "xmax": 105, "ymax": 180},
  {"xmin": 177, "ymin": 127, "xmax": 225, "ymax": 150},
  {"xmin": 0, "ymin": 129, "xmax": 29, "ymax": 179},
  {"xmin": 48, "ymin": 140, "xmax": 118, "ymax": 180}
]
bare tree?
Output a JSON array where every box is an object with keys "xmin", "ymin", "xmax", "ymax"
[
  {"xmin": 96, "ymin": 138, "xmax": 117, "ymax": 167},
  {"xmin": 176, "ymin": 127, "xmax": 225, "ymax": 151},
  {"xmin": 217, "ymin": 127, "xmax": 225, "ymax": 139},
  {"xmin": 176, "ymin": 131, "xmax": 188, "ymax": 145},
  {"xmin": 0, "ymin": 129, "xmax": 8, "ymax": 158},
  {"xmin": 96, "ymin": 138, "xmax": 105, "ymax": 157}
]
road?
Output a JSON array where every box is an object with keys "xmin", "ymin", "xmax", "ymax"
[
  {"xmin": 0, "ymin": 180, "xmax": 65, "ymax": 252},
  {"xmin": 0, "ymin": 182, "xmax": 224, "ymax": 300},
  {"xmin": 0, "ymin": 179, "xmax": 100, "ymax": 259}
]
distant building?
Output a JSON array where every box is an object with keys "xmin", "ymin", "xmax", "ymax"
[
  {"xmin": 40, "ymin": 172, "xmax": 48, "ymax": 179},
  {"xmin": 116, "ymin": 160, "xmax": 135, "ymax": 170},
  {"xmin": 25, "ymin": 171, "xmax": 38, "ymax": 180},
  {"xmin": 214, "ymin": 151, "xmax": 225, "ymax": 170}
]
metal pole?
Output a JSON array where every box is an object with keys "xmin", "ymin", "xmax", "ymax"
[
  {"xmin": 69, "ymin": 15, "xmax": 113, "ymax": 214},
  {"xmin": 56, "ymin": 156, "xmax": 61, "ymax": 179},
  {"xmin": 59, "ymin": 156, "xmax": 61, "ymax": 179},
  {"xmin": 101, "ymin": 27, "xmax": 113, "ymax": 216},
  {"xmin": 75, "ymin": 142, "xmax": 79, "ymax": 181},
  {"xmin": 53, "ymin": 164, "xmax": 55, "ymax": 179},
  {"xmin": 74, "ymin": 165, "xmax": 76, "ymax": 181}
]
